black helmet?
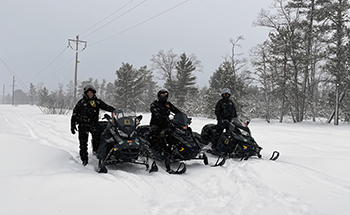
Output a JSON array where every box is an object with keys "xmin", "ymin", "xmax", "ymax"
[
  {"xmin": 83, "ymin": 84, "xmax": 96, "ymax": 94},
  {"xmin": 157, "ymin": 89, "xmax": 169, "ymax": 98},
  {"xmin": 157, "ymin": 89, "xmax": 168, "ymax": 102},
  {"xmin": 221, "ymin": 88, "xmax": 231, "ymax": 99}
]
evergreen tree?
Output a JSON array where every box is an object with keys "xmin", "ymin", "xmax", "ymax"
[
  {"xmin": 14, "ymin": 89, "xmax": 30, "ymax": 104},
  {"xmin": 174, "ymin": 53, "xmax": 198, "ymax": 107},
  {"xmin": 138, "ymin": 66, "xmax": 158, "ymax": 112},
  {"xmin": 317, "ymin": 0, "xmax": 350, "ymax": 124},
  {"xmin": 99, "ymin": 79, "xmax": 107, "ymax": 101},
  {"xmin": 29, "ymin": 83, "xmax": 37, "ymax": 105},
  {"xmin": 104, "ymin": 82, "xmax": 116, "ymax": 105},
  {"xmin": 202, "ymin": 86, "xmax": 220, "ymax": 118},
  {"xmin": 206, "ymin": 58, "xmax": 248, "ymax": 117},
  {"xmin": 254, "ymin": 0, "xmax": 310, "ymax": 122},
  {"xmin": 114, "ymin": 63, "xmax": 145, "ymax": 111},
  {"xmin": 287, "ymin": 0, "xmax": 324, "ymax": 121},
  {"xmin": 66, "ymin": 81, "xmax": 75, "ymax": 108},
  {"xmin": 38, "ymin": 87, "xmax": 50, "ymax": 107}
]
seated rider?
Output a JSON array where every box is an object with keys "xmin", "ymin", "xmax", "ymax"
[
  {"xmin": 214, "ymin": 88, "xmax": 238, "ymax": 147},
  {"xmin": 149, "ymin": 89, "xmax": 181, "ymax": 150}
]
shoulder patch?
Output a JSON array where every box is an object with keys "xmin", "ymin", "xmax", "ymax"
[{"xmin": 90, "ymin": 100, "xmax": 96, "ymax": 107}]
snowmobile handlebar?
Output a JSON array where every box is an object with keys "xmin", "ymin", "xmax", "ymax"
[{"xmin": 103, "ymin": 113, "xmax": 112, "ymax": 121}]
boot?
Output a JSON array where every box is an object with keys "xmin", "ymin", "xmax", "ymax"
[{"xmin": 82, "ymin": 159, "xmax": 88, "ymax": 166}]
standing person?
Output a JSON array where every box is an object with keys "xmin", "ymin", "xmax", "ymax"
[
  {"xmin": 214, "ymin": 88, "xmax": 238, "ymax": 146},
  {"xmin": 149, "ymin": 89, "xmax": 181, "ymax": 148},
  {"xmin": 70, "ymin": 84, "xmax": 116, "ymax": 166}
]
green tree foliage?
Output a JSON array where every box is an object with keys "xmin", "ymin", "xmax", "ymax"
[
  {"xmin": 114, "ymin": 63, "xmax": 142, "ymax": 110},
  {"xmin": 29, "ymin": 83, "xmax": 37, "ymax": 105},
  {"xmin": 114, "ymin": 63, "xmax": 156, "ymax": 112},
  {"xmin": 317, "ymin": 0, "xmax": 350, "ymax": 124},
  {"xmin": 138, "ymin": 65, "xmax": 158, "ymax": 112},
  {"xmin": 174, "ymin": 53, "xmax": 198, "ymax": 108},
  {"xmin": 204, "ymin": 37, "xmax": 250, "ymax": 119}
]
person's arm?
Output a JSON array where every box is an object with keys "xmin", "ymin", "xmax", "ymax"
[
  {"xmin": 169, "ymin": 102, "xmax": 181, "ymax": 114},
  {"xmin": 150, "ymin": 102, "xmax": 163, "ymax": 119},
  {"xmin": 97, "ymin": 99, "xmax": 115, "ymax": 112},
  {"xmin": 215, "ymin": 101, "xmax": 222, "ymax": 122},
  {"xmin": 70, "ymin": 101, "xmax": 81, "ymax": 134}
]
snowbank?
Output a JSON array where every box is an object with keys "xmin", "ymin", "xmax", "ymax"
[{"xmin": 0, "ymin": 105, "xmax": 349, "ymax": 215}]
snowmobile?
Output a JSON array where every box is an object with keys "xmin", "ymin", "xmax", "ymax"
[
  {"xmin": 138, "ymin": 112, "xmax": 208, "ymax": 174},
  {"xmin": 96, "ymin": 109, "xmax": 157, "ymax": 173},
  {"xmin": 200, "ymin": 118, "xmax": 279, "ymax": 166}
]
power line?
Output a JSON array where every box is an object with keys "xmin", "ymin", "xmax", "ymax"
[
  {"xmin": 89, "ymin": 0, "xmax": 189, "ymax": 47},
  {"xmin": 81, "ymin": 0, "xmax": 147, "ymax": 39},
  {"xmin": 33, "ymin": 46, "xmax": 69, "ymax": 78},
  {"xmin": 1, "ymin": 0, "xmax": 189, "ymax": 91},
  {"xmin": 79, "ymin": 0, "xmax": 136, "ymax": 37},
  {"xmin": 15, "ymin": 1, "xmax": 138, "ymax": 84},
  {"xmin": 0, "ymin": 56, "xmax": 29, "ymax": 93},
  {"xmin": 41, "ymin": 57, "xmax": 75, "ymax": 82}
]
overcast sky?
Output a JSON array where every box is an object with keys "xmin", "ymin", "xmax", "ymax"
[{"xmin": 1, "ymin": 0, "xmax": 274, "ymax": 93}]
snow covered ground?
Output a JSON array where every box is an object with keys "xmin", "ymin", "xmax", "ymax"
[{"xmin": 1, "ymin": 105, "xmax": 349, "ymax": 215}]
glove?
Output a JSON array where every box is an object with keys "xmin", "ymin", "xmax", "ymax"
[
  {"xmin": 71, "ymin": 124, "xmax": 77, "ymax": 135},
  {"xmin": 161, "ymin": 115, "xmax": 169, "ymax": 122},
  {"xmin": 218, "ymin": 119, "xmax": 223, "ymax": 126}
]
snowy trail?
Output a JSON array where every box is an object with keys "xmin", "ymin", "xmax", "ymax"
[{"xmin": 1, "ymin": 105, "xmax": 350, "ymax": 215}]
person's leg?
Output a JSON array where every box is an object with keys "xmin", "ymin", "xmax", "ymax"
[
  {"xmin": 90, "ymin": 123, "xmax": 102, "ymax": 155},
  {"xmin": 78, "ymin": 124, "xmax": 89, "ymax": 165}
]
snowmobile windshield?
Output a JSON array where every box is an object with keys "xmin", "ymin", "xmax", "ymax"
[
  {"xmin": 115, "ymin": 108, "xmax": 136, "ymax": 119},
  {"xmin": 113, "ymin": 109, "xmax": 139, "ymax": 137},
  {"xmin": 172, "ymin": 112, "xmax": 191, "ymax": 128},
  {"xmin": 232, "ymin": 120, "xmax": 251, "ymax": 135}
]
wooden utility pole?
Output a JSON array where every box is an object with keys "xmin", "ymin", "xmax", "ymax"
[
  {"xmin": 12, "ymin": 76, "xmax": 15, "ymax": 106},
  {"xmin": 2, "ymin": 84, "xmax": 4, "ymax": 104},
  {"xmin": 68, "ymin": 35, "xmax": 87, "ymax": 102}
]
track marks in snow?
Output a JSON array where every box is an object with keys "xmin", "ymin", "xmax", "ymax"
[
  {"xmin": 221, "ymin": 160, "xmax": 310, "ymax": 215},
  {"xmin": 274, "ymin": 160, "xmax": 350, "ymax": 196}
]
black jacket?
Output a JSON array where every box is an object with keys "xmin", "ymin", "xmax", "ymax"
[
  {"xmin": 215, "ymin": 98, "xmax": 237, "ymax": 122},
  {"xmin": 71, "ymin": 94, "xmax": 115, "ymax": 126},
  {"xmin": 150, "ymin": 99, "xmax": 181, "ymax": 129}
]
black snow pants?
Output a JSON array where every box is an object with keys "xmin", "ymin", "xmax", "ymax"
[{"xmin": 78, "ymin": 123, "xmax": 102, "ymax": 162}]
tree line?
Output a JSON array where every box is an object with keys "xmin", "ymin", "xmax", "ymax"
[{"xmin": 3, "ymin": 0, "xmax": 350, "ymax": 124}]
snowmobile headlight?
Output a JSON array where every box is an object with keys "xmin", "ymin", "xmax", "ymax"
[
  {"xmin": 238, "ymin": 128, "xmax": 249, "ymax": 136},
  {"xmin": 175, "ymin": 127, "xmax": 186, "ymax": 135},
  {"xmin": 117, "ymin": 130, "xmax": 136, "ymax": 139},
  {"xmin": 118, "ymin": 130, "xmax": 129, "ymax": 138}
]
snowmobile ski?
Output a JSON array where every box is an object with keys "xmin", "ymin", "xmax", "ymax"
[
  {"xmin": 149, "ymin": 161, "xmax": 158, "ymax": 173},
  {"xmin": 97, "ymin": 146, "xmax": 116, "ymax": 173},
  {"xmin": 166, "ymin": 162, "xmax": 186, "ymax": 174},
  {"xmin": 98, "ymin": 165, "xmax": 108, "ymax": 174},
  {"xmin": 162, "ymin": 157, "xmax": 186, "ymax": 174},
  {"xmin": 212, "ymin": 156, "xmax": 226, "ymax": 167},
  {"xmin": 202, "ymin": 153, "xmax": 209, "ymax": 165},
  {"xmin": 269, "ymin": 151, "xmax": 280, "ymax": 161}
]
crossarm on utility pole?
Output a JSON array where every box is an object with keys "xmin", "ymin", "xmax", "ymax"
[{"xmin": 68, "ymin": 35, "xmax": 87, "ymax": 103}]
